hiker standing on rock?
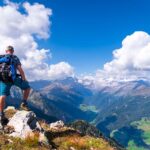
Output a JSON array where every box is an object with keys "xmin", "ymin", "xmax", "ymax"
[{"xmin": 0, "ymin": 46, "xmax": 31, "ymax": 129}]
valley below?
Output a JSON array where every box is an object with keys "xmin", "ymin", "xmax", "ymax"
[{"xmin": 7, "ymin": 77, "xmax": 150, "ymax": 150}]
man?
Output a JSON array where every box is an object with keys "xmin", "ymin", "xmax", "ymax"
[{"xmin": 0, "ymin": 46, "xmax": 31, "ymax": 129}]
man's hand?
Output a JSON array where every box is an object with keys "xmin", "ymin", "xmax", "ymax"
[
  {"xmin": 22, "ymin": 78, "xmax": 27, "ymax": 81},
  {"xmin": 23, "ymin": 78, "xmax": 28, "ymax": 82}
]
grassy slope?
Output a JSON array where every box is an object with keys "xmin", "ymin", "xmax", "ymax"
[
  {"xmin": 0, "ymin": 133, "xmax": 50, "ymax": 150},
  {"xmin": 111, "ymin": 117, "xmax": 150, "ymax": 150},
  {"xmin": 0, "ymin": 108, "xmax": 118, "ymax": 150},
  {"xmin": 79, "ymin": 104, "xmax": 99, "ymax": 113},
  {"xmin": 41, "ymin": 121, "xmax": 119, "ymax": 150},
  {"xmin": 0, "ymin": 133, "xmax": 116, "ymax": 150},
  {"xmin": 128, "ymin": 118, "xmax": 150, "ymax": 149}
]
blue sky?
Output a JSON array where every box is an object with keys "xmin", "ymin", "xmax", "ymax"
[{"xmin": 5, "ymin": 0, "xmax": 150, "ymax": 75}]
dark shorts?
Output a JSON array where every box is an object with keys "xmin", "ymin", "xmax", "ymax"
[{"xmin": 0, "ymin": 77, "xmax": 30, "ymax": 96}]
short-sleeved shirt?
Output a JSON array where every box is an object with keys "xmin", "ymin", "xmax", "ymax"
[
  {"xmin": 0, "ymin": 54, "xmax": 30, "ymax": 96},
  {"xmin": 5, "ymin": 54, "xmax": 21, "ymax": 74},
  {"xmin": 6, "ymin": 54, "xmax": 21, "ymax": 67}
]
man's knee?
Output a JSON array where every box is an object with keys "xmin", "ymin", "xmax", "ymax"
[
  {"xmin": 0, "ymin": 96, "xmax": 6, "ymax": 101},
  {"xmin": 25, "ymin": 87, "xmax": 30, "ymax": 91},
  {"xmin": 0, "ymin": 96, "xmax": 6, "ymax": 98},
  {"xmin": 24, "ymin": 87, "xmax": 31, "ymax": 94}
]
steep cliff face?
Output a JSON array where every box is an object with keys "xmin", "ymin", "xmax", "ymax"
[{"xmin": 0, "ymin": 106, "xmax": 123, "ymax": 150}]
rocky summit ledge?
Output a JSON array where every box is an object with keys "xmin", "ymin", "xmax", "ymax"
[{"xmin": 0, "ymin": 106, "xmax": 124, "ymax": 150}]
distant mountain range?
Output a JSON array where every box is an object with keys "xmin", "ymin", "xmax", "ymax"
[
  {"xmin": 8, "ymin": 77, "xmax": 94, "ymax": 122},
  {"xmin": 84, "ymin": 79, "xmax": 150, "ymax": 149},
  {"xmin": 7, "ymin": 77, "xmax": 150, "ymax": 149}
]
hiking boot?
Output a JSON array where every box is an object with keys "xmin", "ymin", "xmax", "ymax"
[{"xmin": 20, "ymin": 102, "xmax": 30, "ymax": 111}]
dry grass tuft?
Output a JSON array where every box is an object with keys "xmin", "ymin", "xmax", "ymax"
[
  {"xmin": 0, "ymin": 132, "xmax": 50, "ymax": 150},
  {"xmin": 4, "ymin": 108, "xmax": 17, "ymax": 119},
  {"xmin": 53, "ymin": 134, "xmax": 116, "ymax": 150}
]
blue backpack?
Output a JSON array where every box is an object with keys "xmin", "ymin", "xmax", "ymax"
[{"xmin": 0, "ymin": 55, "xmax": 16, "ymax": 83}]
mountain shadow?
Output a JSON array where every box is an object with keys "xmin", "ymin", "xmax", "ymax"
[
  {"xmin": 113, "ymin": 126, "xmax": 150, "ymax": 149},
  {"xmin": 97, "ymin": 115, "xmax": 117, "ymax": 137}
]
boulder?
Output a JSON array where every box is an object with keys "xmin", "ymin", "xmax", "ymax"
[
  {"xmin": 4, "ymin": 106, "xmax": 16, "ymax": 111},
  {"xmin": 8, "ymin": 110, "xmax": 42, "ymax": 138},
  {"xmin": 49, "ymin": 120, "xmax": 64, "ymax": 129}
]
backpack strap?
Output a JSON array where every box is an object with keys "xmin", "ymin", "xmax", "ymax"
[
  {"xmin": 0, "ymin": 55, "xmax": 10, "ymax": 63},
  {"xmin": 9, "ymin": 55, "xmax": 17, "ymax": 81}
]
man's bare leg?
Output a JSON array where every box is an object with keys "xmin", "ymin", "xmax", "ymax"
[
  {"xmin": 20, "ymin": 88, "xmax": 30, "ymax": 111},
  {"xmin": 23, "ymin": 88, "xmax": 30, "ymax": 101},
  {"xmin": 0, "ymin": 96, "xmax": 6, "ymax": 129},
  {"xmin": 0, "ymin": 96, "xmax": 6, "ymax": 114}
]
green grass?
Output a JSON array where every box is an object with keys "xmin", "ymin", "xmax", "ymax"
[
  {"xmin": 128, "ymin": 140, "xmax": 145, "ymax": 150},
  {"xmin": 143, "ymin": 131, "xmax": 150, "ymax": 144},
  {"xmin": 131, "ymin": 118, "xmax": 150, "ymax": 130},
  {"xmin": 79, "ymin": 104, "xmax": 98, "ymax": 113},
  {"xmin": 111, "ymin": 118, "xmax": 150, "ymax": 150},
  {"xmin": 131, "ymin": 118, "xmax": 150, "ymax": 145},
  {"xmin": 127, "ymin": 118, "xmax": 150, "ymax": 149}
]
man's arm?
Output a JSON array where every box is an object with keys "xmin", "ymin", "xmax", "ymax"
[{"xmin": 17, "ymin": 65, "xmax": 26, "ymax": 81}]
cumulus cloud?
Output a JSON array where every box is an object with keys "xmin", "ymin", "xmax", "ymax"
[
  {"xmin": 22, "ymin": 61, "xmax": 74, "ymax": 81},
  {"xmin": 104, "ymin": 31, "xmax": 150, "ymax": 72},
  {"xmin": 3, "ymin": 0, "xmax": 18, "ymax": 8},
  {"xmin": 102, "ymin": 31, "xmax": 150, "ymax": 81},
  {"xmin": 80, "ymin": 31, "xmax": 150, "ymax": 89},
  {"xmin": 0, "ymin": 1, "xmax": 74, "ymax": 81}
]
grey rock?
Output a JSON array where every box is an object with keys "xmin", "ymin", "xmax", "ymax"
[
  {"xmin": 8, "ymin": 110, "xmax": 42, "ymax": 138},
  {"xmin": 49, "ymin": 120, "xmax": 64, "ymax": 129}
]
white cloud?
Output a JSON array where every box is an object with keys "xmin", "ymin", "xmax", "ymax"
[
  {"xmin": 48, "ymin": 62, "xmax": 74, "ymax": 80},
  {"xmin": 3, "ymin": 0, "xmax": 18, "ymax": 8},
  {"xmin": 104, "ymin": 31, "xmax": 150, "ymax": 72},
  {"xmin": 103, "ymin": 31, "xmax": 150, "ymax": 81},
  {"xmin": 25, "ymin": 61, "xmax": 74, "ymax": 81},
  {"xmin": 0, "ymin": 1, "xmax": 74, "ymax": 81},
  {"xmin": 80, "ymin": 31, "xmax": 150, "ymax": 89}
]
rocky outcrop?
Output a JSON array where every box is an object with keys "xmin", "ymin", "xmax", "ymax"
[
  {"xmin": 4, "ymin": 107, "xmax": 48, "ymax": 145},
  {"xmin": 49, "ymin": 120, "xmax": 64, "ymax": 130},
  {"xmin": 8, "ymin": 110, "xmax": 42, "ymax": 138},
  {"xmin": 68, "ymin": 120, "xmax": 103, "ymax": 137},
  {"xmin": 1, "ymin": 106, "xmax": 124, "ymax": 150},
  {"xmin": 68, "ymin": 120, "xmax": 125, "ymax": 150}
]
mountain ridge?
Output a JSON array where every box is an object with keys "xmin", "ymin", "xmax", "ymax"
[
  {"xmin": 7, "ymin": 77, "xmax": 150, "ymax": 149},
  {"xmin": 0, "ymin": 106, "xmax": 124, "ymax": 150}
]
